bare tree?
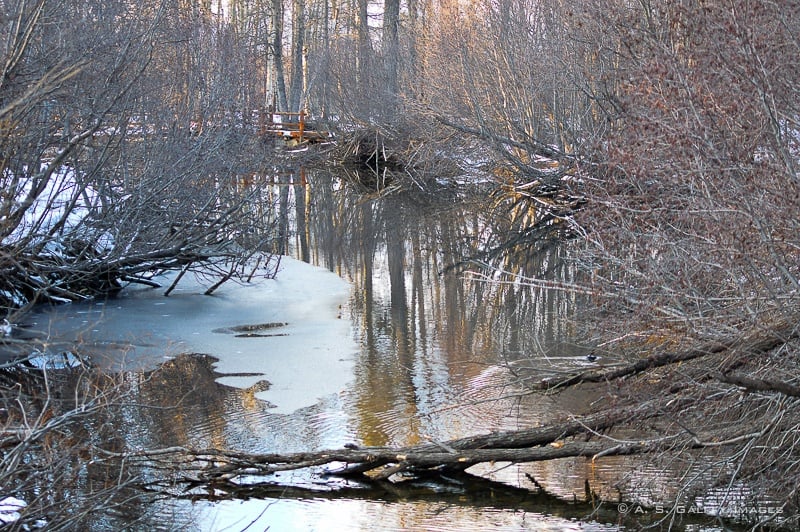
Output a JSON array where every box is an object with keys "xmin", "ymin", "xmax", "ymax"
[
  {"xmin": 289, "ymin": 0, "xmax": 306, "ymax": 113},
  {"xmin": 382, "ymin": 0, "xmax": 400, "ymax": 115},
  {"xmin": 0, "ymin": 0, "xmax": 281, "ymax": 318},
  {"xmin": 557, "ymin": 0, "xmax": 800, "ymax": 523}
]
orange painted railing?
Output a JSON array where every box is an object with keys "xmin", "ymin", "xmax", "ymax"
[{"xmin": 260, "ymin": 110, "xmax": 305, "ymax": 140}]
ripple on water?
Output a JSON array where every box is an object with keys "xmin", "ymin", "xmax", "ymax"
[{"xmin": 178, "ymin": 498, "xmax": 619, "ymax": 532}]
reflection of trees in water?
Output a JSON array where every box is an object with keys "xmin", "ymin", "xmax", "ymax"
[
  {"xmin": 77, "ymin": 352, "xmax": 355, "ymax": 528},
  {"xmin": 0, "ymin": 361, "xmax": 244, "ymax": 531},
  {"xmin": 114, "ymin": 354, "xmax": 341, "ymax": 455},
  {"xmin": 310, "ymin": 168, "xmax": 579, "ymax": 353},
  {"xmin": 295, "ymin": 168, "xmax": 580, "ymax": 446}
]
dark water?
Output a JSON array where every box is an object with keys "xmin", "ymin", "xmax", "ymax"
[{"xmin": 27, "ymin": 169, "xmax": 736, "ymax": 530}]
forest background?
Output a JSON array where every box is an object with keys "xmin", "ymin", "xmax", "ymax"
[{"xmin": 1, "ymin": 0, "xmax": 799, "ymax": 529}]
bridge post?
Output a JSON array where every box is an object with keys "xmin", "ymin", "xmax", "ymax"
[{"xmin": 299, "ymin": 111, "xmax": 305, "ymax": 142}]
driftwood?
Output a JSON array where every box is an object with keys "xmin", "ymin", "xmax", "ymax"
[
  {"xmin": 713, "ymin": 372, "xmax": 800, "ymax": 398},
  {"xmin": 107, "ymin": 399, "xmax": 695, "ymax": 489}
]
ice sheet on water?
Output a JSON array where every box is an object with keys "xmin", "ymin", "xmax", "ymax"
[
  {"xmin": 28, "ymin": 256, "xmax": 358, "ymax": 414},
  {"xmin": 26, "ymin": 350, "xmax": 84, "ymax": 370}
]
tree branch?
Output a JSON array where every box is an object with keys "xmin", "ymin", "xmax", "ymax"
[
  {"xmin": 714, "ymin": 372, "xmax": 800, "ymax": 398},
  {"xmin": 535, "ymin": 321, "xmax": 799, "ymax": 392}
]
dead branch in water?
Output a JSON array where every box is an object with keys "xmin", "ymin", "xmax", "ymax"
[
  {"xmin": 101, "ymin": 398, "xmax": 691, "ymax": 486},
  {"xmin": 530, "ymin": 319, "xmax": 800, "ymax": 391}
]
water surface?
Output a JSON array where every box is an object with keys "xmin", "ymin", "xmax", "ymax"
[{"xmin": 28, "ymin": 169, "xmax": 732, "ymax": 530}]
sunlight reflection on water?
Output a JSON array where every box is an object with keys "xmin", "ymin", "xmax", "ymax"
[{"xmin": 186, "ymin": 498, "xmax": 617, "ymax": 532}]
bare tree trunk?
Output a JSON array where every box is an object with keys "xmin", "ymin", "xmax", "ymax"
[
  {"xmin": 356, "ymin": 0, "xmax": 371, "ymax": 90},
  {"xmin": 272, "ymin": 0, "xmax": 289, "ymax": 111},
  {"xmin": 382, "ymin": 0, "xmax": 400, "ymax": 115},
  {"xmin": 289, "ymin": 0, "xmax": 306, "ymax": 113}
]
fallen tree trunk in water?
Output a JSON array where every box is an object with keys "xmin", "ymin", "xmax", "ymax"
[
  {"xmin": 531, "ymin": 319, "xmax": 800, "ymax": 391},
  {"xmin": 107, "ymin": 398, "xmax": 705, "ymax": 485}
]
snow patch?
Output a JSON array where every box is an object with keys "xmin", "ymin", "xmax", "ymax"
[
  {"xmin": 0, "ymin": 496, "xmax": 26, "ymax": 525},
  {"xmin": 2, "ymin": 165, "xmax": 113, "ymax": 252}
]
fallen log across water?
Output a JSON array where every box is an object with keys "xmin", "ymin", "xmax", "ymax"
[{"xmin": 102, "ymin": 397, "xmax": 722, "ymax": 489}]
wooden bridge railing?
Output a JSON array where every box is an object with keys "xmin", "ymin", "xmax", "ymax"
[{"xmin": 260, "ymin": 110, "xmax": 328, "ymax": 144}]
